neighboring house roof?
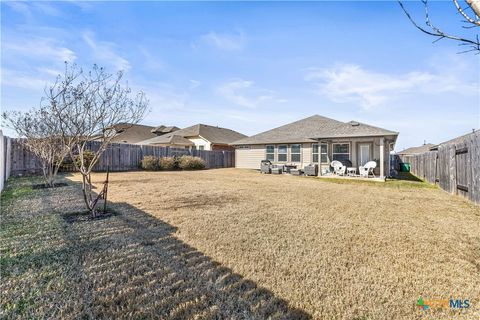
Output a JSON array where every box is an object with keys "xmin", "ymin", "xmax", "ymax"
[
  {"xmin": 151, "ymin": 125, "xmax": 180, "ymax": 134},
  {"xmin": 153, "ymin": 135, "xmax": 194, "ymax": 146},
  {"xmin": 429, "ymin": 130, "xmax": 478, "ymax": 150},
  {"xmin": 397, "ymin": 143, "xmax": 436, "ymax": 155},
  {"xmin": 231, "ymin": 115, "xmax": 398, "ymax": 145},
  {"xmin": 137, "ymin": 124, "xmax": 247, "ymax": 145},
  {"xmin": 109, "ymin": 123, "xmax": 158, "ymax": 144}
]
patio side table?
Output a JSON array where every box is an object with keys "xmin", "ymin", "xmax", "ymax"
[{"xmin": 347, "ymin": 167, "xmax": 357, "ymax": 176}]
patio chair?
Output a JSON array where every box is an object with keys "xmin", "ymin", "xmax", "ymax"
[
  {"xmin": 331, "ymin": 160, "xmax": 346, "ymax": 176},
  {"xmin": 359, "ymin": 161, "xmax": 377, "ymax": 178},
  {"xmin": 304, "ymin": 164, "xmax": 318, "ymax": 176},
  {"xmin": 260, "ymin": 160, "xmax": 272, "ymax": 174}
]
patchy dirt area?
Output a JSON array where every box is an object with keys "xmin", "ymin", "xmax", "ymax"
[{"xmin": 1, "ymin": 169, "xmax": 479, "ymax": 319}]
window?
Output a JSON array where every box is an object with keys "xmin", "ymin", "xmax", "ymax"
[
  {"xmin": 266, "ymin": 145, "xmax": 275, "ymax": 161},
  {"xmin": 199, "ymin": 146, "xmax": 205, "ymax": 150},
  {"xmin": 312, "ymin": 143, "xmax": 328, "ymax": 163},
  {"xmin": 332, "ymin": 143, "xmax": 350, "ymax": 162},
  {"xmin": 312, "ymin": 143, "xmax": 319, "ymax": 163},
  {"xmin": 278, "ymin": 145, "xmax": 287, "ymax": 162},
  {"xmin": 290, "ymin": 144, "xmax": 301, "ymax": 162},
  {"xmin": 320, "ymin": 144, "xmax": 328, "ymax": 163}
]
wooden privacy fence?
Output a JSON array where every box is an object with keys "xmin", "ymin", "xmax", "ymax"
[
  {"xmin": 9, "ymin": 140, "xmax": 235, "ymax": 176},
  {"xmin": 399, "ymin": 131, "xmax": 480, "ymax": 205}
]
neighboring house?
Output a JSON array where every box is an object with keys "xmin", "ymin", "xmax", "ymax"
[
  {"xmin": 137, "ymin": 124, "xmax": 246, "ymax": 151},
  {"xmin": 107, "ymin": 123, "xmax": 179, "ymax": 144},
  {"xmin": 231, "ymin": 115, "xmax": 398, "ymax": 178},
  {"xmin": 397, "ymin": 143, "xmax": 436, "ymax": 156}
]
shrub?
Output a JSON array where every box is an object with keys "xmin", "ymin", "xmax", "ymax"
[
  {"xmin": 178, "ymin": 156, "xmax": 206, "ymax": 170},
  {"xmin": 75, "ymin": 151, "xmax": 95, "ymax": 169},
  {"xmin": 141, "ymin": 155, "xmax": 159, "ymax": 170},
  {"xmin": 159, "ymin": 157, "xmax": 178, "ymax": 170}
]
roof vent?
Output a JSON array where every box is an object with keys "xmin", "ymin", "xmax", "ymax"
[{"xmin": 350, "ymin": 121, "xmax": 360, "ymax": 126}]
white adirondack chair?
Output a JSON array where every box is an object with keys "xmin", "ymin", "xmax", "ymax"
[
  {"xmin": 359, "ymin": 161, "xmax": 377, "ymax": 178},
  {"xmin": 331, "ymin": 160, "xmax": 346, "ymax": 176}
]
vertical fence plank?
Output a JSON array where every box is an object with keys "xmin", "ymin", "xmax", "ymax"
[{"xmin": 469, "ymin": 131, "xmax": 480, "ymax": 204}]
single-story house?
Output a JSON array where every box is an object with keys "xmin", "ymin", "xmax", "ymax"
[
  {"xmin": 137, "ymin": 124, "xmax": 246, "ymax": 151},
  {"xmin": 397, "ymin": 143, "xmax": 436, "ymax": 156},
  {"xmin": 231, "ymin": 115, "xmax": 399, "ymax": 178}
]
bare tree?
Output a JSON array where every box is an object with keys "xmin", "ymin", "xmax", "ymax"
[
  {"xmin": 46, "ymin": 63, "xmax": 148, "ymax": 216},
  {"xmin": 399, "ymin": 0, "xmax": 480, "ymax": 53},
  {"xmin": 2, "ymin": 107, "xmax": 68, "ymax": 187}
]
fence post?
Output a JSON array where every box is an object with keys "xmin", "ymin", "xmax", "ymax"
[
  {"xmin": 449, "ymin": 145, "xmax": 457, "ymax": 194},
  {"xmin": 0, "ymin": 131, "xmax": 4, "ymax": 192},
  {"xmin": 6, "ymin": 137, "xmax": 11, "ymax": 180},
  {"xmin": 470, "ymin": 131, "xmax": 480, "ymax": 204}
]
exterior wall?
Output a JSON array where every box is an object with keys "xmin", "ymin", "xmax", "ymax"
[
  {"xmin": 188, "ymin": 137, "xmax": 211, "ymax": 150},
  {"xmin": 235, "ymin": 143, "xmax": 316, "ymax": 170},
  {"xmin": 235, "ymin": 145, "xmax": 266, "ymax": 169},
  {"xmin": 301, "ymin": 143, "xmax": 313, "ymax": 168}
]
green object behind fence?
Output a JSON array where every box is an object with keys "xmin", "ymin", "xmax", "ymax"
[{"xmin": 400, "ymin": 163, "xmax": 411, "ymax": 172}]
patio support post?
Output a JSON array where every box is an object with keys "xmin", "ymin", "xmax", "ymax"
[{"xmin": 380, "ymin": 137, "xmax": 385, "ymax": 179}]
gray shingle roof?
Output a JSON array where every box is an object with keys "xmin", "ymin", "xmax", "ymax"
[
  {"xmin": 110, "ymin": 123, "xmax": 158, "ymax": 144},
  {"xmin": 397, "ymin": 143, "xmax": 436, "ymax": 155},
  {"xmin": 231, "ymin": 115, "xmax": 398, "ymax": 145},
  {"xmin": 150, "ymin": 125, "xmax": 180, "ymax": 134},
  {"xmin": 138, "ymin": 124, "xmax": 246, "ymax": 145}
]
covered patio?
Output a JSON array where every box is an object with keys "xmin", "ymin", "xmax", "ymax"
[{"xmin": 314, "ymin": 135, "xmax": 393, "ymax": 180}]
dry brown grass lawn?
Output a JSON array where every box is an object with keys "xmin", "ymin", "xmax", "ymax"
[
  {"xmin": 83, "ymin": 169, "xmax": 479, "ymax": 319},
  {"xmin": 1, "ymin": 169, "xmax": 479, "ymax": 319}
]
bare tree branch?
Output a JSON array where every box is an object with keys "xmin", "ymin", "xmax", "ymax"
[
  {"xmin": 453, "ymin": 0, "xmax": 480, "ymax": 26},
  {"xmin": 398, "ymin": 0, "xmax": 480, "ymax": 53}
]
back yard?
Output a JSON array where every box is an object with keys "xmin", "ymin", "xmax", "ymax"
[{"xmin": 1, "ymin": 169, "xmax": 479, "ymax": 319}]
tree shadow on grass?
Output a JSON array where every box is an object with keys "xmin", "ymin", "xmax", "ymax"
[{"xmin": 59, "ymin": 186, "xmax": 311, "ymax": 319}]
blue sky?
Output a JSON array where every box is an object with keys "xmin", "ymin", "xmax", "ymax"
[{"xmin": 1, "ymin": 1, "xmax": 479, "ymax": 150}]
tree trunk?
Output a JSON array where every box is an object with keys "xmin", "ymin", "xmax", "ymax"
[{"xmin": 81, "ymin": 172, "xmax": 100, "ymax": 217}]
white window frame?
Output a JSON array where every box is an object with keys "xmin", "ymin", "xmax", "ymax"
[
  {"xmin": 312, "ymin": 143, "xmax": 329, "ymax": 163},
  {"xmin": 290, "ymin": 144, "xmax": 301, "ymax": 162},
  {"xmin": 332, "ymin": 143, "xmax": 350, "ymax": 162},
  {"xmin": 320, "ymin": 143, "xmax": 328, "ymax": 163},
  {"xmin": 277, "ymin": 144, "xmax": 288, "ymax": 162},
  {"xmin": 265, "ymin": 145, "xmax": 275, "ymax": 161},
  {"xmin": 312, "ymin": 143, "xmax": 319, "ymax": 163}
]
